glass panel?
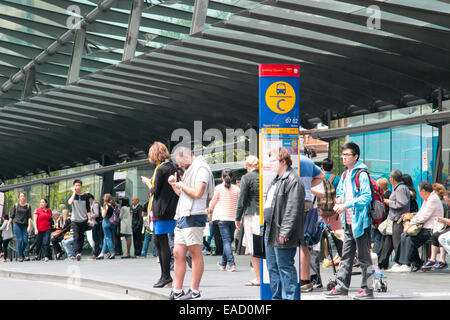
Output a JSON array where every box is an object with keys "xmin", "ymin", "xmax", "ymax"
[
  {"xmin": 364, "ymin": 110, "xmax": 390, "ymax": 125},
  {"xmin": 391, "ymin": 106, "xmax": 421, "ymax": 120},
  {"xmin": 443, "ymin": 100, "xmax": 450, "ymax": 111},
  {"xmin": 391, "ymin": 124, "xmax": 422, "ymax": 207},
  {"xmin": 364, "ymin": 130, "xmax": 390, "ymax": 181},
  {"xmin": 442, "ymin": 124, "xmax": 450, "ymax": 202},
  {"xmin": 421, "ymin": 103, "xmax": 433, "ymax": 114}
]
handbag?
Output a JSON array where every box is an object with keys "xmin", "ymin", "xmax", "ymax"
[
  {"xmin": 378, "ymin": 218, "xmax": 393, "ymax": 235},
  {"xmin": 252, "ymin": 234, "xmax": 265, "ymax": 259},
  {"xmin": 432, "ymin": 220, "xmax": 447, "ymax": 234},
  {"xmin": 403, "ymin": 221, "xmax": 423, "ymax": 236},
  {"xmin": 52, "ymin": 229, "xmax": 63, "ymax": 239}
]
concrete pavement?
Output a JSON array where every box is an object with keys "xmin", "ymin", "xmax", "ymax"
[{"xmin": 0, "ymin": 253, "xmax": 449, "ymax": 300}]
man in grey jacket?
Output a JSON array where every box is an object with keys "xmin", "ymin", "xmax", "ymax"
[
  {"xmin": 384, "ymin": 169, "xmax": 410, "ymax": 254},
  {"xmin": 264, "ymin": 147, "xmax": 305, "ymax": 300}
]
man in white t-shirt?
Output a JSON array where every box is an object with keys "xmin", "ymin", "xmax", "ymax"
[{"xmin": 168, "ymin": 147, "xmax": 214, "ymax": 300}]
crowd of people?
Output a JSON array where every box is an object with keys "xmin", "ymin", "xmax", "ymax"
[{"xmin": 1, "ymin": 140, "xmax": 448, "ymax": 301}]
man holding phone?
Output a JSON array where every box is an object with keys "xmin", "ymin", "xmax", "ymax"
[{"xmin": 68, "ymin": 179, "xmax": 92, "ymax": 261}]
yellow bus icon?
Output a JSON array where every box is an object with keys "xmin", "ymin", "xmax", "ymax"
[{"xmin": 265, "ymin": 81, "xmax": 296, "ymax": 114}]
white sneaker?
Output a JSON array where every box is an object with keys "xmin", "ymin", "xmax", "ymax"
[
  {"xmin": 386, "ymin": 263, "xmax": 401, "ymax": 272},
  {"xmin": 396, "ymin": 265, "xmax": 411, "ymax": 273}
]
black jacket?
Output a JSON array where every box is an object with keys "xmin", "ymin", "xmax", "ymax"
[
  {"xmin": 131, "ymin": 204, "xmax": 144, "ymax": 230},
  {"xmin": 150, "ymin": 160, "xmax": 179, "ymax": 221},
  {"xmin": 264, "ymin": 167, "xmax": 306, "ymax": 248}
]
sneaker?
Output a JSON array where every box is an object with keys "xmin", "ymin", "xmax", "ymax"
[
  {"xmin": 411, "ymin": 264, "xmax": 422, "ymax": 272},
  {"xmin": 353, "ymin": 289, "xmax": 374, "ymax": 300},
  {"xmin": 178, "ymin": 289, "xmax": 201, "ymax": 300},
  {"xmin": 421, "ymin": 259, "xmax": 436, "ymax": 270},
  {"xmin": 169, "ymin": 290, "xmax": 185, "ymax": 300},
  {"xmin": 312, "ymin": 280, "xmax": 323, "ymax": 289},
  {"xmin": 76, "ymin": 253, "xmax": 81, "ymax": 261},
  {"xmin": 322, "ymin": 258, "xmax": 332, "ymax": 267},
  {"xmin": 431, "ymin": 261, "xmax": 448, "ymax": 271},
  {"xmin": 43, "ymin": 257, "xmax": 49, "ymax": 262},
  {"xmin": 227, "ymin": 265, "xmax": 236, "ymax": 272},
  {"xmin": 324, "ymin": 287, "xmax": 348, "ymax": 298},
  {"xmin": 217, "ymin": 262, "xmax": 226, "ymax": 271},
  {"xmin": 397, "ymin": 265, "xmax": 411, "ymax": 273},
  {"xmin": 386, "ymin": 263, "xmax": 402, "ymax": 272},
  {"xmin": 301, "ymin": 282, "xmax": 313, "ymax": 293}
]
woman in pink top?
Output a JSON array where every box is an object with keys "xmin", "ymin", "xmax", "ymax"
[
  {"xmin": 391, "ymin": 181, "xmax": 444, "ymax": 272},
  {"xmin": 209, "ymin": 169, "xmax": 240, "ymax": 272},
  {"xmin": 33, "ymin": 198, "xmax": 53, "ymax": 262}
]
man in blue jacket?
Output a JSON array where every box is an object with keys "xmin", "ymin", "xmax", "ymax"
[{"xmin": 324, "ymin": 142, "xmax": 374, "ymax": 300}]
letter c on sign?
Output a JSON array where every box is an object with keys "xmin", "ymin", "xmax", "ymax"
[{"xmin": 277, "ymin": 99, "xmax": 286, "ymax": 111}]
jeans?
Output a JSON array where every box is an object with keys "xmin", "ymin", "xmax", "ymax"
[
  {"xmin": 141, "ymin": 231, "xmax": 154, "ymax": 257},
  {"xmin": 203, "ymin": 225, "xmax": 213, "ymax": 252},
  {"xmin": 13, "ymin": 224, "xmax": 28, "ymax": 259},
  {"xmin": 264, "ymin": 234, "xmax": 298, "ymax": 300},
  {"xmin": 218, "ymin": 221, "xmax": 236, "ymax": 267},
  {"xmin": 62, "ymin": 236, "xmax": 74, "ymax": 258},
  {"xmin": 101, "ymin": 218, "xmax": 115, "ymax": 255},
  {"xmin": 394, "ymin": 229, "xmax": 431, "ymax": 267},
  {"xmin": 371, "ymin": 228, "xmax": 382, "ymax": 255},
  {"xmin": 35, "ymin": 229, "xmax": 51, "ymax": 259}
]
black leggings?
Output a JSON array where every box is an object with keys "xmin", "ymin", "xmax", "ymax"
[
  {"xmin": 432, "ymin": 228, "xmax": 450, "ymax": 247},
  {"xmin": 2, "ymin": 239, "xmax": 11, "ymax": 260},
  {"xmin": 155, "ymin": 234, "xmax": 171, "ymax": 280}
]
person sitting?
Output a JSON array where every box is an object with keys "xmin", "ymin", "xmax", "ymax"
[
  {"xmin": 437, "ymin": 217, "xmax": 450, "ymax": 262},
  {"xmin": 390, "ymin": 181, "xmax": 444, "ymax": 272},
  {"xmin": 51, "ymin": 209, "xmax": 71, "ymax": 260},
  {"xmin": 421, "ymin": 184, "xmax": 448, "ymax": 271}
]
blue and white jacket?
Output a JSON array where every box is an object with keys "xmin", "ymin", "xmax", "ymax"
[{"xmin": 336, "ymin": 161, "xmax": 372, "ymax": 238}]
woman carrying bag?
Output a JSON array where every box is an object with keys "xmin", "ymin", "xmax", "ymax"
[
  {"xmin": 7, "ymin": 192, "xmax": 32, "ymax": 262},
  {"xmin": 96, "ymin": 194, "xmax": 117, "ymax": 260},
  {"xmin": 141, "ymin": 141, "xmax": 179, "ymax": 288}
]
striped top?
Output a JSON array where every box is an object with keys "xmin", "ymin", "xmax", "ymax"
[
  {"xmin": 209, "ymin": 183, "xmax": 240, "ymax": 222},
  {"xmin": 344, "ymin": 170, "xmax": 354, "ymax": 225}
]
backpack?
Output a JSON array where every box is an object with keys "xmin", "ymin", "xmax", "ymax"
[
  {"xmin": 108, "ymin": 205, "xmax": 120, "ymax": 226},
  {"xmin": 317, "ymin": 174, "xmax": 336, "ymax": 217},
  {"xmin": 342, "ymin": 169, "xmax": 385, "ymax": 224}
]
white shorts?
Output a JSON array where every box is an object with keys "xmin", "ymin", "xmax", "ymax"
[
  {"xmin": 174, "ymin": 227, "xmax": 204, "ymax": 247},
  {"xmin": 242, "ymin": 214, "xmax": 261, "ymax": 255}
]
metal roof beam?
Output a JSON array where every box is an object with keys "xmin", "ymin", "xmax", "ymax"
[
  {"xmin": 190, "ymin": 0, "xmax": 210, "ymax": 35},
  {"xmin": 67, "ymin": 27, "xmax": 87, "ymax": 84},
  {"xmin": 123, "ymin": 0, "xmax": 145, "ymax": 61}
]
